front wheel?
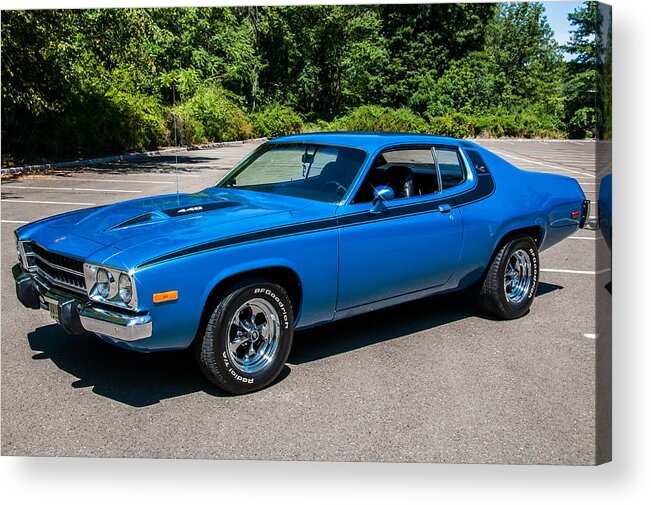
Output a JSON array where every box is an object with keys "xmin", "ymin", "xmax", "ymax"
[
  {"xmin": 196, "ymin": 281, "xmax": 294, "ymax": 394},
  {"xmin": 478, "ymin": 236, "xmax": 539, "ymax": 319}
]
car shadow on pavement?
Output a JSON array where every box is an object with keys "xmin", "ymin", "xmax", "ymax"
[
  {"xmin": 27, "ymin": 325, "xmax": 230, "ymax": 407},
  {"xmin": 536, "ymin": 282, "xmax": 564, "ymax": 296},
  {"xmin": 289, "ymin": 282, "xmax": 563, "ymax": 365},
  {"xmin": 26, "ymin": 282, "xmax": 562, "ymax": 407}
]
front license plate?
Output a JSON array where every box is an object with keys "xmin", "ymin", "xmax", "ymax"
[{"xmin": 49, "ymin": 302, "xmax": 59, "ymax": 321}]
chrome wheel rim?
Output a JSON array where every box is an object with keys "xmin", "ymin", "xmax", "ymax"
[
  {"xmin": 227, "ymin": 298, "xmax": 281, "ymax": 374},
  {"xmin": 504, "ymin": 249, "xmax": 533, "ymax": 305}
]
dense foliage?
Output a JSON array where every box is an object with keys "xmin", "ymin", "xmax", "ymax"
[
  {"xmin": 563, "ymin": 1, "xmax": 611, "ymax": 139},
  {"xmin": 1, "ymin": 2, "xmax": 610, "ymax": 164}
]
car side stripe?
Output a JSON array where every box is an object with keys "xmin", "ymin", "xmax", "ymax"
[{"xmin": 137, "ymin": 173, "xmax": 495, "ymax": 268}]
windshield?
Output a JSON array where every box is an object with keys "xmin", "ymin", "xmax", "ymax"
[{"xmin": 218, "ymin": 143, "xmax": 367, "ymax": 203}]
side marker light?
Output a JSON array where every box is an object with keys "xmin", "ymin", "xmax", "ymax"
[{"xmin": 153, "ymin": 290, "xmax": 178, "ymax": 303}]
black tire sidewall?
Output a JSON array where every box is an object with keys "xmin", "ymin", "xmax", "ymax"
[
  {"xmin": 497, "ymin": 237, "xmax": 539, "ymax": 317},
  {"xmin": 207, "ymin": 282, "xmax": 293, "ymax": 393}
]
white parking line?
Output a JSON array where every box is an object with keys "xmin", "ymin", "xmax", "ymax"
[
  {"xmin": 491, "ymin": 149, "xmax": 596, "ymax": 177},
  {"xmin": 1, "ymin": 220, "xmax": 29, "ymax": 224},
  {"xmin": 36, "ymin": 177, "xmax": 174, "ymax": 185},
  {"xmin": 583, "ymin": 333, "xmax": 598, "ymax": 339},
  {"xmin": 520, "ymin": 170, "xmax": 595, "ymax": 179},
  {"xmin": 1, "ymin": 199, "xmax": 93, "ymax": 206},
  {"xmin": 541, "ymin": 268, "xmax": 611, "ymax": 275},
  {"xmin": 551, "ymin": 157, "xmax": 595, "ymax": 162},
  {"xmin": 569, "ymin": 236, "xmax": 599, "ymax": 240},
  {"xmin": 5, "ymin": 185, "xmax": 141, "ymax": 193}
]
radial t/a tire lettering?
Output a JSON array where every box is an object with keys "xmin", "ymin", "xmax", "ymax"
[
  {"xmin": 196, "ymin": 281, "xmax": 294, "ymax": 394},
  {"xmin": 478, "ymin": 235, "xmax": 539, "ymax": 320}
]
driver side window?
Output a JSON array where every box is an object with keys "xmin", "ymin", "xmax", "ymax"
[
  {"xmin": 353, "ymin": 147, "xmax": 436, "ymax": 203},
  {"xmin": 352, "ymin": 146, "xmax": 467, "ymax": 204}
]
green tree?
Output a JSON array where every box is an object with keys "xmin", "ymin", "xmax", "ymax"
[
  {"xmin": 596, "ymin": 4, "xmax": 612, "ymax": 139},
  {"xmin": 1, "ymin": 4, "xmax": 581, "ymax": 164},
  {"xmin": 486, "ymin": 2, "xmax": 564, "ymax": 116},
  {"xmin": 563, "ymin": 1, "xmax": 611, "ymax": 139},
  {"xmin": 565, "ymin": 1, "xmax": 599, "ymax": 66},
  {"xmin": 149, "ymin": 7, "xmax": 257, "ymax": 103},
  {"xmin": 413, "ymin": 51, "xmax": 506, "ymax": 117},
  {"xmin": 1, "ymin": 9, "xmax": 166, "ymax": 160},
  {"xmin": 563, "ymin": 1, "xmax": 599, "ymax": 138},
  {"xmin": 379, "ymin": 3, "xmax": 496, "ymax": 108}
]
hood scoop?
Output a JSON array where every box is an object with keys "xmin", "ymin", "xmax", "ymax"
[
  {"xmin": 106, "ymin": 200, "xmax": 242, "ymax": 232},
  {"xmin": 106, "ymin": 211, "xmax": 168, "ymax": 231}
]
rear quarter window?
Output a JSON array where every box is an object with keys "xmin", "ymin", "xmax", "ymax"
[{"xmin": 435, "ymin": 147, "xmax": 466, "ymax": 189}]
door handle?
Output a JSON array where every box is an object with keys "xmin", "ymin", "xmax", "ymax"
[{"xmin": 438, "ymin": 204, "xmax": 451, "ymax": 213}]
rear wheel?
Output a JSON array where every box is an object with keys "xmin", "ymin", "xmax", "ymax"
[
  {"xmin": 196, "ymin": 281, "xmax": 294, "ymax": 394},
  {"xmin": 478, "ymin": 236, "xmax": 539, "ymax": 319}
]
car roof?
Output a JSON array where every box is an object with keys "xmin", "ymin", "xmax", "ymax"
[{"xmin": 269, "ymin": 132, "xmax": 466, "ymax": 151}]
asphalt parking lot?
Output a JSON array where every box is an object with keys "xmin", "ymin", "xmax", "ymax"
[{"xmin": 1, "ymin": 139, "xmax": 608, "ymax": 464}]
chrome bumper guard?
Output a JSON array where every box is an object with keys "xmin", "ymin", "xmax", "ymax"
[
  {"xmin": 79, "ymin": 307, "xmax": 152, "ymax": 342},
  {"xmin": 13, "ymin": 265, "xmax": 152, "ymax": 342}
]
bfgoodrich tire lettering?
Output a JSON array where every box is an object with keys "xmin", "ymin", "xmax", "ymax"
[
  {"xmin": 478, "ymin": 235, "xmax": 539, "ymax": 320},
  {"xmin": 197, "ymin": 281, "xmax": 294, "ymax": 394}
]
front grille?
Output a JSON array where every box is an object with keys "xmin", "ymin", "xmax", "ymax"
[{"xmin": 24, "ymin": 241, "xmax": 87, "ymax": 293}]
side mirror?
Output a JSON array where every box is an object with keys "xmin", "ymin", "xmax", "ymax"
[{"xmin": 370, "ymin": 185, "xmax": 394, "ymax": 214}]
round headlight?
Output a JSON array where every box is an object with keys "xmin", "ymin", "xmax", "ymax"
[
  {"xmin": 96, "ymin": 268, "xmax": 110, "ymax": 298},
  {"xmin": 118, "ymin": 273, "xmax": 132, "ymax": 304}
]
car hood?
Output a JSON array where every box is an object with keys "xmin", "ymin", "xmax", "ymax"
[{"xmin": 18, "ymin": 188, "xmax": 332, "ymax": 268}]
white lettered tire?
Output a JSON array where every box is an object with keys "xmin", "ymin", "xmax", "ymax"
[
  {"xmin": 197, "ymin": 281, "xmax": 294, "ymax": 394},
  {"xmin": 478, "ymin": 236, "xmax": 539, "ymax": 319}
]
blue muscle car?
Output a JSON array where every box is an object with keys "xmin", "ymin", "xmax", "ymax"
[
  {"xmin": 598, "ymin": 173, "xmax": 612, "ymax": 251},
  {"xmin": 13, "ymin": 133, "xmax": 589, "ymax": 393}
]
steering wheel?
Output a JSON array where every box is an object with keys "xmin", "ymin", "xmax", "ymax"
[{"xmin": 323, "ymin": 180, "xmax": 347, "ymax": 196}]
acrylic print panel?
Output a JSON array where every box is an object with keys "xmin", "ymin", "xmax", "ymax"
[{"xmin": 1, "ymin": 1, "xmax": 611, "ymax": 465}]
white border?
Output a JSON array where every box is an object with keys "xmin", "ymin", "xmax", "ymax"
[{"xmin": 2, "ymin": 1, "xmax": 650, "ymax": 504}]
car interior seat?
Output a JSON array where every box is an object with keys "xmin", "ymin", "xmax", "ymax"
[
  {"xmin": 382, "ymin": 165, "xmax": 414, "ymax": 199},
  {"xmin": 317, "ymin": 151, "xmax": 365, "ymax": 193}
]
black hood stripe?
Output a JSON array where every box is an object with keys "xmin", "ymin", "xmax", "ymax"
[{"xmin": 138, "ymin": 173, "xmax": 494, "ymax": 268}]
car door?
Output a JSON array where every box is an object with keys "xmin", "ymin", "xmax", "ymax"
[{"xmin": 335, "ymin": 145, "xmax": 469, "ymax": 311}]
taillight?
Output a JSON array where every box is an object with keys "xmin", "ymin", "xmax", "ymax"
[{"xmin": 571, "ymin": 210, "xmax": 581, "ymax": 219}]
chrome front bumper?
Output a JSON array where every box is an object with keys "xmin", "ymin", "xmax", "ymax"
[{"xmin": 13, "ymin": 264, "xmax": 152, "ymax": 342}]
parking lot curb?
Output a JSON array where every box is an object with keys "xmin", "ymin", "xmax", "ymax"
[{"xmin": 1, "ymin": 137, "xmax": 268, "ymax": 176}]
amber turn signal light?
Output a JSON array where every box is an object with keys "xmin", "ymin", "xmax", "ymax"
[{"xmin": 153, "ymin": 290, "xmax": 178, "ymax": 303}]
